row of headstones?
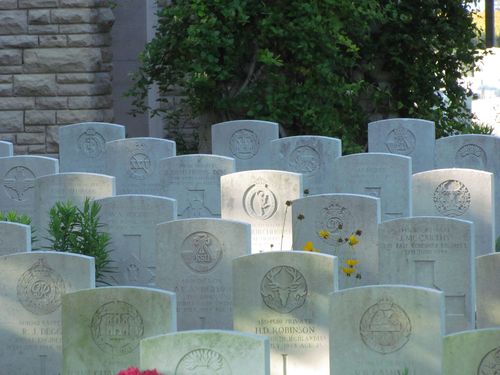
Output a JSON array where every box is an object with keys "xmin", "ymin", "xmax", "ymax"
[{"xmin": 1, "ymin": 250, "xmax": 498, "ymax": 375}]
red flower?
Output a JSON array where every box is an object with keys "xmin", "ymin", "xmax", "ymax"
[{"xmin": 116, "ymin": 367, "xmax": 161, "ymax": 375}]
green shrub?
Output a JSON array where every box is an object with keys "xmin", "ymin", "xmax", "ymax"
[{"xmin": 45, "ymin": 198, "xmax": 113, "ymax": 284}]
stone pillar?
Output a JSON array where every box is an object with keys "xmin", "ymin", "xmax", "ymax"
[{"xmin": 0, "ymin": 0, "xmax": 114, "ymax": 154}]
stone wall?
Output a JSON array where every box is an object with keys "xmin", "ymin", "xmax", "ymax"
[{"xmin": 0, "ymin": 0, "xmax": 114, "ymax": 154}]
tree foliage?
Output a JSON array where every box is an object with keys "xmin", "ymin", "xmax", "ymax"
[{"xmin": 128, "ymin": 0, "xmax": 489, "ymax": 153}]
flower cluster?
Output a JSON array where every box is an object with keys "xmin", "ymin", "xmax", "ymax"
[
  {"xmin": 116, "ymin": 367, "xmax": 162, "ymax": 375},
  {"xmin": 341, "ymin": 230, "xmax": 362, "ymax": 279}
]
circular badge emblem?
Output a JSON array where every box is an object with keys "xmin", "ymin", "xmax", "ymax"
[
  {"xmin": 128, "ymin": 153, "xmax": 152, "ymax": 179},
  {"xmin": 260, "ymin": 265, "xmax": 308, "ymax": 314},
  {"xmin": 181, "ymin": 232, "xmax": 223, "ymax": 273},
  {"xmin": 230, "ymin": 129, "xmax": 259, "ymax": 159},
  {"xmin": 175, "ymin": 348, "xmax": 232, "ymax": 375},
  {"xmin": 316, "ymin": 203, "xmax": 353, "ymax": 247},
  {"xmin": 360, "ymin": 297, "xmax": 412, "ymax": 354},
  {"xmin": 243, "ymin": 183, "xmax": 278, "ymax": 220},
  {"xmin": 17, "ymin": 258, "xmax": 66, "ymax": 315},
  {"xmin": 288, "ymin": 146, "xmax": 320, "ymax": 174},
  {"xmin": 78, "ymin": 128, "xmax": 105, "ymax": 158},
  {"xmin": 90, "ymin": 301, "xmax": 144, "ymax": 355},
  {"xmin": 433, "ymin": 179, "xmax": 471, "ymax": 217},
  {"xmin": 455, "ymin": 144, "xmax": 487, "ymax": 170},
  {"xmin": 385, "ymin": 127, "xmax": 416, "ymax": 155},
  {"xmin": 3, "ymin": 166, "xmax": 35, "ymax": 201},
  {"xmin": 478, "ymin": 346, "xmax": 500, "ymax": 375}
]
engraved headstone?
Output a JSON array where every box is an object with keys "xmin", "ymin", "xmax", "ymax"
[
  {"xmin": 270, "ymin": 136, "xmax": 341, "ymax": 195},
  {"xmin": 62, "ymin": 286, "xmax": 176, "ymax": 375},
  {"xmin": 443, "ymin": 328, "xmax": 500, "ymax": 375},
  {"xmin": 292, "ymin": 193, "xmax": 381, "ymax": 289},
  {"xmin": 221, "ymin": 170, "xmax": 302, "ymax": 252},
  {"xmin": 233, "ymin": 251, "xmax": 337, "ymax": 375},
  {"xmin": 59, "ymin": 122, "xmax": 125, "ymax": 173},
  {"xmin": 105, "ymin": 137, "xmax": 176, "ymax": 195},
  {"xmin": 0, "ymin": 140, "xmax": 13, "ymax": 156},
  {"xmin": 435, "ymin": 135, "xmax": 500, "ymax": 244},
  {"xmin": 332, "ymin": 153, "xmax": 412, "ymax": 221},
  {"xmin": 96, "ymin": 195, "xmax": 177, "ymax": 287},
  {"xmin": 212, "ymin": 120, "xmax": 279, "ymax": 171},
  {"xmin": 157, "ymin": 218, "xmax": 251, "ymax": 330},
  {"xmin": 368, "ymin": 118, "xmax": 435, "ymax": 173},
  {"xmin": 330, "ymin": 285, "xmax": 444, "ymax": 375},
  {"xmin": 141, "ymin": 330, "xmax": 269, "ymax": 375},
  {"xmin": 379, "ymin": 217, "xmax": 475, "ymax": 333},
  {"xmin": 412, "ymin": 168, "xmax": 494, "ymax": 256},
  {"xmin": 0, "ymin": 221, "xmax": 31, "ymax": 255},
  {"xmin": 34, "ymin": 173, "xmax": 115, "ymax": 248},
  {"xmin": 476, "ymin": 253, "xmax": 500, "ymax": 328},
  {"xmin": 0, "ymin": 251, "xmax": 94, "ymax": 375},
  {"xmin": 0, "ymin": 156, "xmax": 59, "ymax": 219},
  {"xmin": 161, "ymin": 154, "xmax": 235, "ymax": 219}
]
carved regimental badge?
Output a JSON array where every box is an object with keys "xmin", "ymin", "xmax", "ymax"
[
  {"xmin": 181, "ymin": 231, "xmax": 223, "ymax": 273},
  {"xmin": 175, "ymin": 349, "xmax": 232, "ymax": 375},
  {"xmin": 230, "ymin": 129, "xmax": 259, "ymax": 159},
  {"xmin": 91, "ymin": 301, "xmax": 144, "ymax": 355},
  {"xmin": 433, "ymin": 179, "xmax": 471, "ymax": 217},
  {"xmin": 455, "ymin": 144, "xmax": 487, "ymax": 169},
  {"xmin": 243, "ymin": 180, "xmax": 278, "ymax": 220},
  {"xmin": 17, "ymin": 258, "xmax": 66, "ymax": 315},
  {"xmin": 288, "ymin": 146, "xmax": 320, "ymax": 175},
  {"xmin": 385, "ymin": 127, "xmax": 416, "ymax": 155},
  {"xmin": 478, "ymin": 346, "xmax": 500, "ymax": 375},
  {"xmin": 260, "ymin": 265, "xmax": 307, "ymax": 314},
  {"xmin": 360, "ymin": 297, "xmax": 412, "ymax": 354},
  {"xmin": 316, "ymin": 203, "xmax": 353, "ymax": 247},
  {"xmin": 128, "ymin": 142, "xmax": 152, "ymax": 179},
  {"xmin": 78, "ymin": 128, "xmax": 105, "ymax": 158},
  {"xmin": 3, "ymin": 166, "xmax": 35, "ymax": 201}
]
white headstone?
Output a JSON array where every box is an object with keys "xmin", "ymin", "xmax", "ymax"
[
  {"xmin": 211, "ymin": 120, "xmax": 279, "ymax": 171},
  {"xmin": 412, "ymin": 168, "xmax": 494, "ymax": 256},
  {"xmin": 0, "ymin": 251, "xmax": 94, "ymax": 375},
  {"xmin": 379, "ymin": 216, "xmax": 475, "ymax": 333},
  {"xmin": 476, "ymin": 253, "xmax": 500, "ymax": 328},
  {"xmin": 221, "ymin": 170, "xmax": 302, "ymax": 252},
  {"xmin": 59, "ymin": 122, "xmax": 125, "ymax": 173},
  {"xmin": 0, "ymin": 156, "xmax": 59, "ymax": 219},
  {"xmin": 368, "ymin": 118, "xmax": 435, "ymax": 173},
  {"xmin": 156, "ymin": 218, "xmax": 251, "ymax": 330},
  {"xmin": 0, "ymin": 221, "xmax": 31, "ymax": 255},
  {"xmin": 292, "ymin": 193, "xmax": 381, "ymax": 289},
  {"xmin": 161, "ymin": 154, "xmax": 235, "ymax": 219},
  {"xmin": 332, "ymin": 153, "xmax": 412, "ymax": 221},
  {"xmin": 96, "ymin": 195, "xmax": 177, "ymax": 287},
  {"xmin": 330, "ymin": 285, "xmax": 444, "ymax": 375},
  {"xmin": 233, "ymin": 251, "xmax": 337, "ymax": 375},
  {"xmin": 443, "ymin": 328, "xmax": 500, "ymax": 375},
  {"xmin": 62, "ymin": 286, "xmax": 176, "ymax": 375},
  {"xmin": 105, "ymin": 137, "xmax": 176, "ymax": 195},
  {"xmin": 34, "ymin": 173, "xmax": 115, "ymax": 248},
  {"xmin": 270, "ymin": 136, "xmax": 341, "ymax": 195},
  {"xmin": 435, "ymin": 134, "xmax": 500, "ymax": 244},
  {"xmin": 0, "ymin": 140, "xmax": 13, "ymax": 156},
  {"xmin": 141, "ymin": 330, "xmax": 270, "ymax": 375}
]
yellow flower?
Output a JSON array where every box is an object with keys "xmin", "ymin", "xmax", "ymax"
[
  {"xmin": 319, "ymin": 230, "xmax": 330, "ymax": 239},
  {"xmin": 348, "ymin": 234, "xmax": 359, "ymax": 246},
  {"xmin": 342, "ymin": 267, "xmax": 356, "ymax": 276},
  {"xmin": 303, "ymin": 241, "xmax": 319, "ymax": 252},
  {"xmin": 346, "ymin": 259, "xmax": 359, "ymax": 266}
]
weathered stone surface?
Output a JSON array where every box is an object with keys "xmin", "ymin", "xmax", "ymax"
[
  {"xmin": 57, "ymin": 81, "xmax": 111, "ymax": 96},
  {"xmin": 17, "ymin": 132, "xmax": 46, "ymax": 145},
  {"xmin": 67, "ymin": 33, "xmax": 111, "ymax": 47},
  {"xmin": 28, "ymin": 25, "xmax": 59, "ymax": 34},
  {"xmin": 0, "ymin": 66, "xmax": 22, "ymax": 74},
  {"xmin": 0, "ymin": 50, "xmax": 22, "ymax": 66},
  {"xmin": 24, "ymin": 48, "xmax": 102, "ymax": 73},
  {"xmin": 51, "ymin": 8, "xmax": 92, "ymax": 23},
  {"xmin": 24, "ymin": 125, "xmax": 46, "ymax": 132},
  {"xmin": 60, "ymin": 0, "xmax": 109, "ymax": 7},
  {"xmin": 57, "ymin": 73, "xmax": 96, "ymax": 84},
  {"xmin": 68, "ymin": 95, "xmax": 112, "ymax": 109},
  {"xmin": 0, "ymin": 11, "xmax": 28, "ymax": 34},
  {"xmin": 25, "ymin": 110, "xmax": 56, "ymax": 125},
  {"xmin": 46, "ymin": 125, "xmax": 59, "ymax": 152},
  {"xmin": 28, "ymin": 144, "xmax": 46, "ymax": 153},
  {"xmin": 28, "ymin": 9, "xmax": 50, "ymax": 24},
  {"xmin": 59, "ymin": 24, "xmax": 101, "ymax": 34},
  {"xmin": 0, "ymin": 84, "xmax": 12, "ymax": 96},
  {"xmin": 0, "ymin": 36, "xmax": 38, "ymax": 48},
  {"xmin": 19, "ymin": 0, "xmax": 58, "ymax": 7},
  {"xmin": 0, "ymin": 0, "xmax": 18, "ymax": 9},
  {"xmin": 36, "ymin": 96, "xmax": 67, "ymax": 109},
  {"xmin": 39, "ymin": 35, "xmax": 68, "ymax": 47},
  {"xmin": 0, "ymin": 111, "xmax": 23, "ymax": 132},
  {"xmin": 0, "ymin": 97, "xmax": 35, "ymax": 110},
  {"xmin": 56, "ymin": 109, "xmax": 113, "ymax": 124},
  {"xmin": 0, "ymin": 75, "xmax": 12, "ymax": 84},
  {"xmin": 13, "ymin": 74, "xmax": 57, "ymax": 96}
]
